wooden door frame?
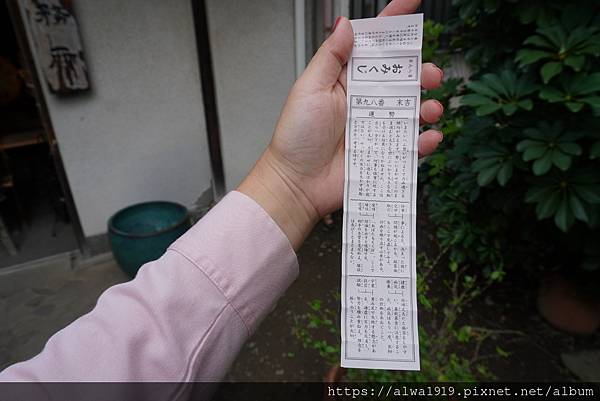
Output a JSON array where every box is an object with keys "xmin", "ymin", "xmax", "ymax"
[{"xmin": 6, "ymin": 0, "xmax": 89, "ymax": 254}]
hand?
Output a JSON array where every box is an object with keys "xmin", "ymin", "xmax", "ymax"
[{"xmin": 239, "ymin": 0, "xmax": 444, "ymax": 250}]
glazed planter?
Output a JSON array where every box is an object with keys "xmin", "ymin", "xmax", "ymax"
[
  {"xmin": 108, "ymin": 201, "xmax": 191, "ymax": 278},
  {"xmin": 324, "ymin": 364, "xmax": 346, "ymax": 383},
  {"xmin": 322, "ymin": 364, "xmax": 346, "ymax": 400},
  {"xmin": 537, "ymin": 273, "xmax": 600, "ymax": 335}
]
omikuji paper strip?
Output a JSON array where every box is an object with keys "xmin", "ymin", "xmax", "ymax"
[{"xmin": 341, "ymin": 13, "xmax": 423, "ymax": 371}]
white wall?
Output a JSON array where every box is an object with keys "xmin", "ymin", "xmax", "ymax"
[
  {"xmin": 206, "ymin": 0, "xmax": 297, "ymax": 190},
  {"xmin": 22, "ymin": 0, "xmax": 213, "ymax": 237}
]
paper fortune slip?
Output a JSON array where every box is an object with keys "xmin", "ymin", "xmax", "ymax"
[{"xmin": 341, "ymin": 14, "xmax": 423, "ymax": 371}]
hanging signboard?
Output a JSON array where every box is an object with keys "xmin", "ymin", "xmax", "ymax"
[{"xmin": 20, "ymin": 0, "xmax": 90, "ymax": 94}]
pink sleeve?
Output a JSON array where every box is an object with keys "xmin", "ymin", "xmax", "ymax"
[{"xmin": 0, "ymin": 191, "xmax": 298, "ymax": 381}]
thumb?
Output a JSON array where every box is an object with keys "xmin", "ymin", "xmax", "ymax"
[{"xmin": 301, "ymin": 17, "xmax": 353, "ymax": 89}]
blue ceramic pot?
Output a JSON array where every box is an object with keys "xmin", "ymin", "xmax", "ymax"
[{"xmin": 108, "ymin": 201, "xmax": 191, "ymax": 278}]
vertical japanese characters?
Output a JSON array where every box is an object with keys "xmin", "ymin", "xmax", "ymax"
[
  {"xmin": 21, "ymin": 0, "xmax": 90, "ymax": 94},
  {"xmin": 341, "ymin": 14, "xmax": 423, "ymax": 371}
]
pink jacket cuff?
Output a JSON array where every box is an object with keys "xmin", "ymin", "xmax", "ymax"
[{"xmin": 168, "ymin": 190, "xmax": 299, "ymax": 334}]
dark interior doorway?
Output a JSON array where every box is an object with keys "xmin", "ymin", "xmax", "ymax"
[{"xmin": 0, "ymin": 1, "xmax": 79, "ymax": 268}]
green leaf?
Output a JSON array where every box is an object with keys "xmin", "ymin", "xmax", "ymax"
[
  {"xmin": 518, "ymin": 99, "xmax": 534, "ymax": 110},
  {"xmin": 472, "ymin": 157, "xmax": 500, "ymax": 172},
  {"xmin": 516, "ymin": 139, "xmax": 543, "ymax": 152},
  {"xmin": 541, "ymin": 61, "xmax": 563, "ymax": 83},
  {"xmin": 502, "ymin": 103, "xmax": 518, "ymax": 115},
  {"xmin": 522, "ymin": 145, "xmax": 548, "ymax": 161},
  {"xmin": 523, "ymin": 34, "xmax": 552, "ymax": 49},
  {"xmin": 515, "ymin": 76, "xmax": 537, "ymax": 96},
  {"xmin": 490, "ymin": 270, "xmax": 503, "ymax": 280},
  {"xmin": 551, "ymin": 149, "xmax": 571, "ymax": 170},
  {"xmin": 557, "ymin": 142, "xmax": 582, "ymax": 155},
  {"xmin": 481, "ymin": 73, "xmax": 509, "ymax": 97},
  {"xmin": 538, "ymin": 26, "xmax": 566, "ymax": 49},
  {"xmin": 564, "ymin": 55, "xmax": 585, "ymax": 71},
  {"xmin": 532, "ymin": 151, "xmax": 553, "ymax": 175},
  {"xmin": 461, "ymin": 94, "xmax": 496, "ymax": 107},
  {"xmin": 565, "ymin": 102, "xmax": 584, "ymax": 112},
  {"xmin": 573, "ymin": 73, "xmax": 600, "ymax": 95},
  {"xmin": 500, "ymin": 70, "xmax": 518, "ymax": 96},
  {"xmin": 418, "ymin": 293, "xmax": 432, "ymax": 309},
  {"xmin": 536, "ymin": 191, "xmax": 560, "ymax": 218},
  {"xmin": 477, "ymin": 164, "xmax": 501, "ymax": 186},
  {"xmin": 539, "ymin": 87, "xmax": 564, "ymax": 102},
  {"xmin": 572, "ymin": 185, "xmax": 600, "ymax": 203},
  {"xmin": 554, "ymin": 198, "xmax": 575, "ymax": 232},
  {"xmin": 309, "ymin": 300, "xmax": 321, "ymax": 311},
  {"xmin": 582, "ymin": 96, "xmax": 600, "ymax": 108},
  {"xmin": 569, "ymin": 194, "xmax": 589, "ymax": 222},
  {"xmin": 466, "ymin": 81, "xmax": 498, "ymax": 98},
  {"xmin": 497, "ymin": 162, "xmax": 513, "ymax": 186},
  {"xmin": 476, "ymin": 103, "xmax": 502, "ymax": 116},
  {"xmin": 516, "ymin": 49, "xmax": 553, "ymax": 65},
  {"xmin": 457, "ymin": 326, "xmax": 472, "ymax": 342},
  {"xmin": 496, "ymin": 346, "xmax": 509, "ymax": 358}
]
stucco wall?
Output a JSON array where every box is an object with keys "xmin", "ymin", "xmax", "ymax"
[
  {"xmin": 22, "ymin": 0, "xmax": 213, "ymax": 237},
  {"xmin": 206, "ymin": 0, "xmax": 296, "ymax": 190}
]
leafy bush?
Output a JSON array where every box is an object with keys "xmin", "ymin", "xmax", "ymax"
[{"xmin": 424, "ymin": 0, "xmax": 600, "ymax": 277}]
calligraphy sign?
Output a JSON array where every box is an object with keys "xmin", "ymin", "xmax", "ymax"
[
  {"xmin": 20, "ymin": 0, "xmax": 90, "ymax": 94},
  {"xmin": 351, "ymin": 56, "xmax": 418, "ymax": 82}
]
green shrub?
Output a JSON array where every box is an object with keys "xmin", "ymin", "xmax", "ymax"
[{"xmin": 424, "ymin": 0, "xmax": 600, "ymax": 276}]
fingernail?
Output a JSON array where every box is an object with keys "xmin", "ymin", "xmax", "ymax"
[
  {"xmin": 434, "ymin": 99, "xmax": 444, "ymax": 114},
  {"xmin": 436, "ymin": 66, "xmax": 444, "ymax": 81},
  {"xmin": 332, "ymin": 16, "xmax": 342, "ymax": 33},
  {"xmin": 437, "ymin": 131, "xmax": 444, "ymax": 142}
]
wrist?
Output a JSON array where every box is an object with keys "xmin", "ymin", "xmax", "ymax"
[{"xmin": 237, "ymin": 148, "xmax": 320, "ymax": 251}]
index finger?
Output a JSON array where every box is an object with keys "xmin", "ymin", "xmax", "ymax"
[{"xmin": 378, "ymin": 0, "xmax": 421, "ymax": 17}]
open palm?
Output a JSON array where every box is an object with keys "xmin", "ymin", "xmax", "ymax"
[
  {"xmin": 239, "ymin": 0, "xmax": 444, "ymax": 249},
  {"xmin": 266, "ymin": 0, "xmax": 444, "ymax": 217}
]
